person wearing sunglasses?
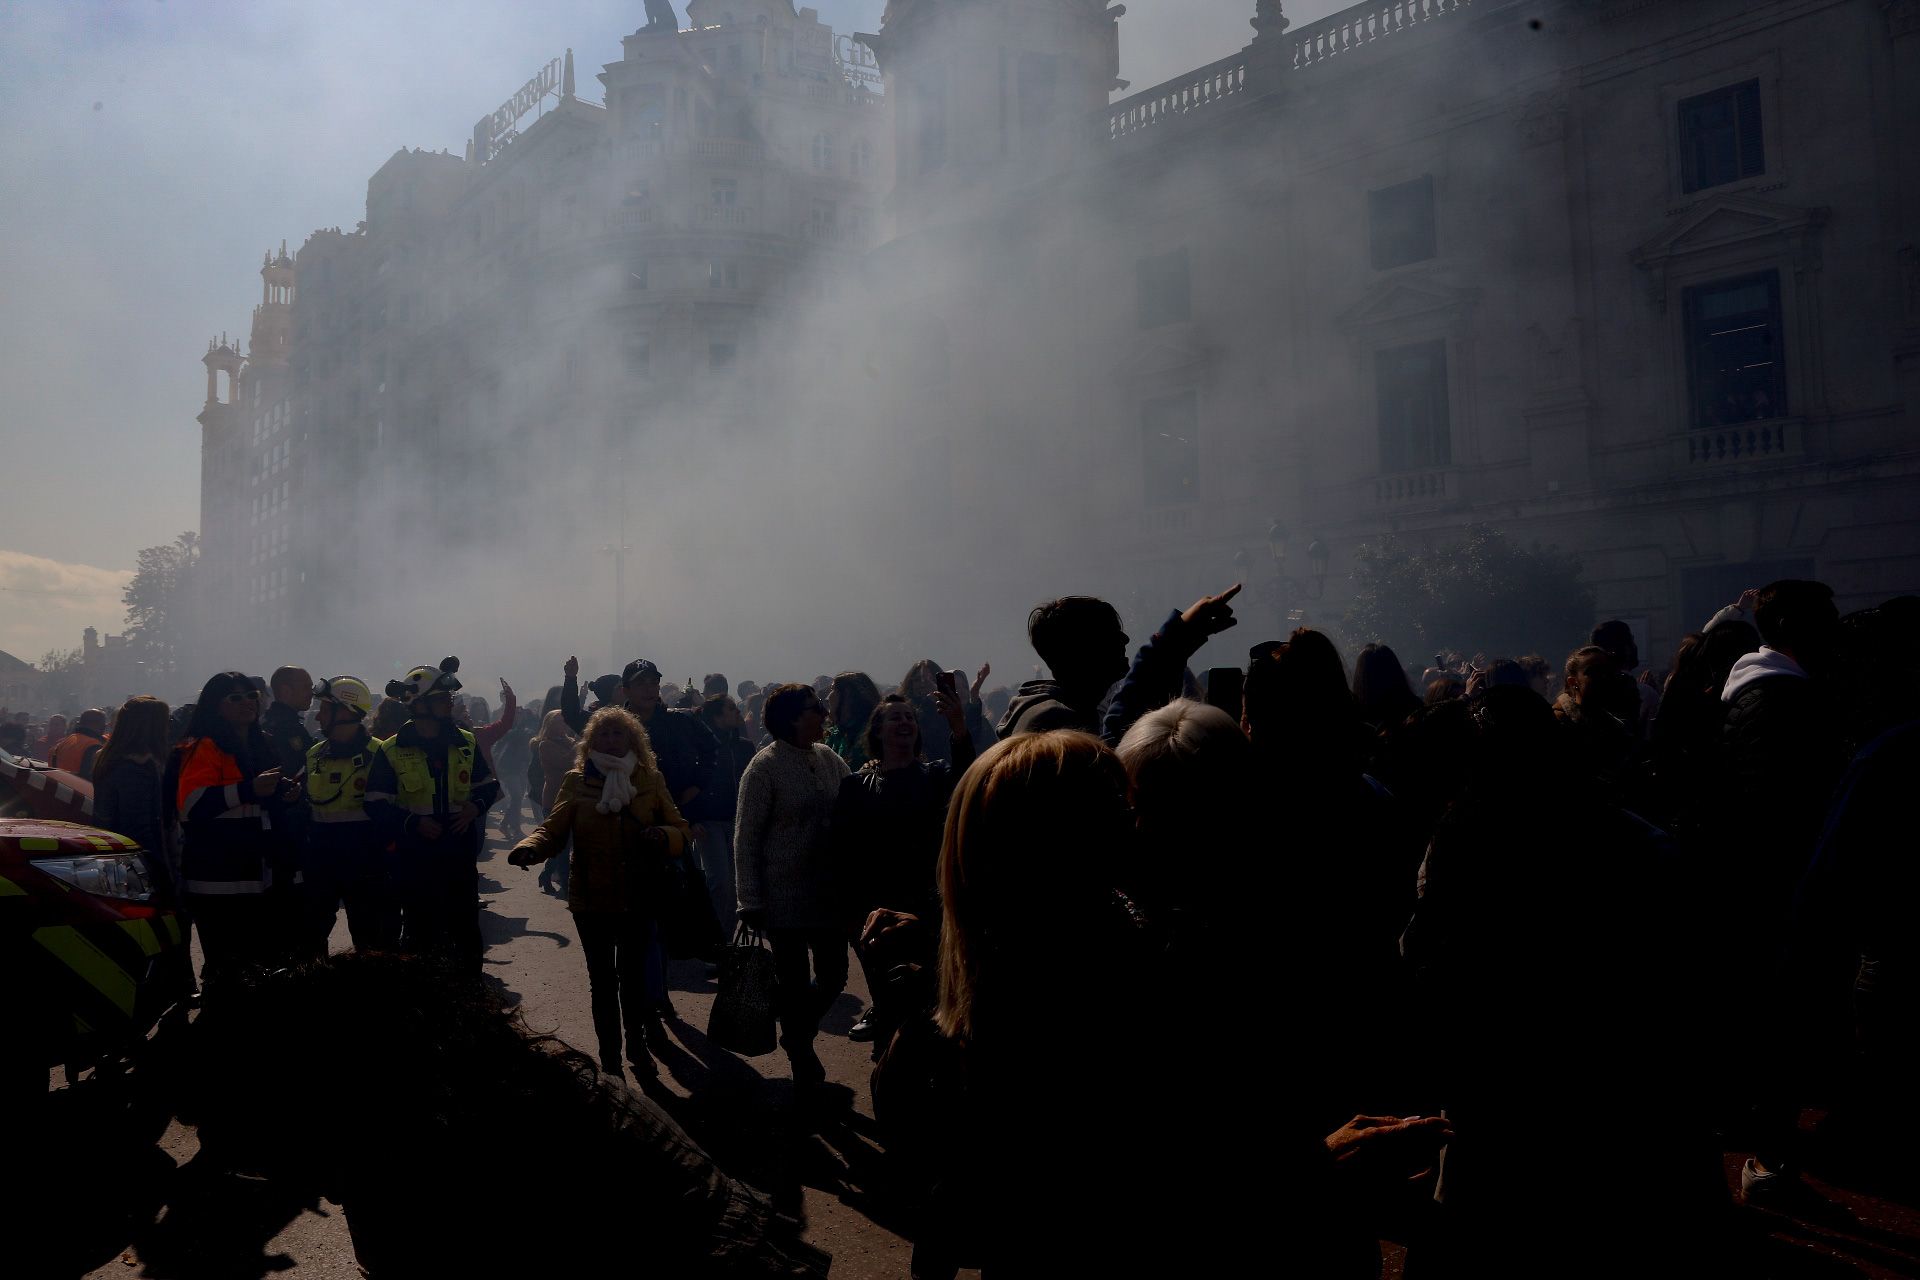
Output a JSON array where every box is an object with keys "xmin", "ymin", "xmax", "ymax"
[{"xmin": 171, "ymin": 671, "xmax": 301, "ymax": 986}]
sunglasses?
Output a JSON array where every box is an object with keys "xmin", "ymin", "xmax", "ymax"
[{"xmin": 224, "ymin": 690, "xmax": 260, "ymax": 703}]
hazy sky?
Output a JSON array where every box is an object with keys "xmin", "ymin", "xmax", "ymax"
[{"xmin": 0, "ymin": 0, "xmax": 1347, "ymax": 663}]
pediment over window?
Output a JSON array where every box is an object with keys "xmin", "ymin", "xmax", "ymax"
[
  {"xmin": 1632, "ymin": 195, "xmax": 1828, "ymax": 269},
  {"xmin": 1336, "ymin": 277, "xmax": 1479, "ymax": 333}
]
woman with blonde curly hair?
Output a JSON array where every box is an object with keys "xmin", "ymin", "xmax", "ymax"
[{"xmin": 509, "ymin": 705, "xmax": 689, "ymax": 1082}]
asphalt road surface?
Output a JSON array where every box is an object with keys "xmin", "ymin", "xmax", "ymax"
[{"xmin": 30, "ymin": 819, "xmax": 1920, "ymax": 1279}]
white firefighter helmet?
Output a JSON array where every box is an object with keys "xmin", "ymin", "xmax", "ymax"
[
  {"xmin": 313, "ymin": 675, "xmax": 374, "ymax": 719},
  {"xmin": 386, "ymin": 657, "xmax": 462, "ymax": 704}
]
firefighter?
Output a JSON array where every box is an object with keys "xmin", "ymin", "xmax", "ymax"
[
  {"xmin": 51, "ymin": 708, "xmax": 109, "ymax": 776},
  {"xmin": 173, "ymin": 671, "xmax": 299, "ymax": 986},
  {"xmin": 301, "ymin": 676, "xmax": 396, "ymax": 956},
  {"xmin": 364, "ymin": 658, "xmax": 499, "ymax": 972}
]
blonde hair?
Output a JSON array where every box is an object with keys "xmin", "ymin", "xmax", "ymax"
[
  {"xmin": 574, "ymin": 704, "xmax": 658, "ymax": 776},
  {"xmin": 534, "ymin": 708, "xmax": 574, "ymax": 745},
  {"xmin": 1114, "ymin": 699, "xmax": 1249, "ymax": 821},
  {"xmin": 935, "ymin": 730, "xmax": 1130, "ymax": 1041}
]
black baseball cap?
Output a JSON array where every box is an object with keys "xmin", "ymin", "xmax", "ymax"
[{"xmin": 621, "ymin": 659, "xmax": 663, "ymax": 684}]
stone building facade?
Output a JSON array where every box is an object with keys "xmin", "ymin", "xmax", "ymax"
[
  {"xmin": 867, "ymin": 0, "xmax": 1920, "ymax": 662},
  {"xmin": 194, "ymin": 2, "xmax": 889, "ymax": 671},
  {"xmin": 194, "ymin": 0, "xmax": 1920, "ymax": 673}
]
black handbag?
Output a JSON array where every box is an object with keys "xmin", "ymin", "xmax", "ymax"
[
  {"xmin": 707, "ymin": 923, "xmax": 779, "ymax": 1057},
  {"xmin": 659, "ymin": 854, "xmax": 725, "ymax": 960}
]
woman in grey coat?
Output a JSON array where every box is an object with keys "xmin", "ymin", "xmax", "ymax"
[{"xmin": 732, "ymin": 683, "xmax": 850, "ymax": 1095}]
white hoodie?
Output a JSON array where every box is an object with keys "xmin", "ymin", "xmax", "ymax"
[{"xmin": 1721, "ymin": 646, "xmax": 1807, "ymax": 703}]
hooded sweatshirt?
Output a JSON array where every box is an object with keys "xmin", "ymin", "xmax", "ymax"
[
  {"xmin": 997, "ymin": 680, "xmax": 1101, "ymax": 738},
  {"xmin": 1721, "ymin": 647, "xmax": 1807, "ymax": 703}
]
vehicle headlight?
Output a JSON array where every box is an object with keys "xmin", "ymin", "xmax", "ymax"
[{"xmin": 33, "ymin": 853, "xmax": 154, "ymax": 902}]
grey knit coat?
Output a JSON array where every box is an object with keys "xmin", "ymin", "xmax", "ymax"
[{"xmin": 732, "ymin": 740, "xmax": 850, "ymax": 929}]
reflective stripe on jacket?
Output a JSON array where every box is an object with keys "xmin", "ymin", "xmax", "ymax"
[{"xmin": 305, "ymin": 735, "xmax": 374, "ymax": 823}]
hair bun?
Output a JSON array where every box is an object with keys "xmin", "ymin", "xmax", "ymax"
[{"xmin": 440, "ymin": 656, "xmax": 460, "ymax": 674}]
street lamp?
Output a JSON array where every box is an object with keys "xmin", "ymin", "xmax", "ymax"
[
  {"xmin": 1307, "ymin": 538, "xmax": 1331, "ymax": 598},
  {"xmin": 1266, "ymin": 519, "xmax": 1290, "ymax": 571}
]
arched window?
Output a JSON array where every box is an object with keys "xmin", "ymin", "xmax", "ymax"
[{"xmin": 812, "ymin": 132, "xmax": 834, "ymax": 171}]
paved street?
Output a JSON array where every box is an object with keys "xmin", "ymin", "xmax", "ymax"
[
  {"xmin": 24, "ymin": 819, "xmax": 1920, "ymax": 1279},
  {"xmin": 49, "ymin": 823, "xmax": 932, "ymax": 1280}
]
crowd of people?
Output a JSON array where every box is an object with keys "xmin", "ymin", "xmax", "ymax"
[{"xmin": 6, "ymin": 574, "xmax": 1918, "ymax": 1276}]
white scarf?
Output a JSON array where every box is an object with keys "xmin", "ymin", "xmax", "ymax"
[{"xmin": 589, "ymin": 751, "xmax": 640, "ymax": 813}]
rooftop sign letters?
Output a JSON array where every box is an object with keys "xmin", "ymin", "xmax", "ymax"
[
  {"xmin": 472, "ymin": 53, "xmax": 571, "ymax": 165},
  {"xmin": 835, "ymin": 35, "xmax": 882, "ymax": 90}
]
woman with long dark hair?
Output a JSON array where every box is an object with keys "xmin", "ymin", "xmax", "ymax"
[
  {"xmin": 91, "ymin": 696, "xmax": 175, "ymax": 898},
  {"xmin": 172, "ymin": 671, "xmax": 299, "ymax": 983},
  {"xmin": 834, "ymin": 690, "xmax": 974, "ymax": 1050},
  {"xmin": 1350, "ymin": 642, "xmax": 1419, "ymax": 735},
  {"xmin": 823, "ymin": 671, "xmax": 881, "ymax": 770}
]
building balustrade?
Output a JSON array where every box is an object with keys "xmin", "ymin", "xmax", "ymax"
[
  {"xmin": 1291, "ymin": 0, "xmax": 1474, "ymax": 70},
  {"xmin": 698, "ymin": 204, "xmax": 756, "ymax": 228},
  {"xmin": 692, "ymin": 139, "xmax": 766, "ymax": 164},
  {"xmin": 1109, "ymin": 56, "xmax": 1248, "ymax": 140},
  {"xmin": 606, "ymin": 207, "xmax": 655, "ymax": 233},
  {"xmin": 1686, "ymin": 420, "xmax": 1799, "ymax": 465},
  {"xmin": 1374, "ymin": 467, "xmax": 1452, "ymax": 506}
]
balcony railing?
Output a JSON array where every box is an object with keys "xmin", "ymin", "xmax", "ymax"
[
  {"xmin": 692, "ymin": 139, "xmax": 765, "ymax": 165},
  {"xmin": 606, "ymin": 207, "xmax": 655, "ymax": 233},
  {"xmin": 1291, "ymin": 0, "xmax": 1473, "ymax": 70},
  {"xmin": 1374, "ymin": 468, "xmax": 1452, "ymax": 506},
  {"xmin": 1686, "ymin": 420, "xmax": 1799, "ymax": 465},
  {"xmin": 698, "ymin": 204, "xmax": 755, "ymax": 229},
  {"xmin": 1109, "ymin": 55, "xmax": 1248, "ymax": 140}
]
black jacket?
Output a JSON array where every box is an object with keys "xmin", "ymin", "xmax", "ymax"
[
  {"xmin": 693, "ymin": 728, "xmax": 757, "ymax": 823},
  {"xmin": 561, "ymin": 676, "xmax": 717, "ymax": 804},
  {"xmin": 831, "ymin": 734, "xmax": 977, "ymax": 922},
  {"xmin": 262, "ymin": 700, "xmax": 315, "ymax": 777},
  {"xmin": 996, "ymin": 680, "xmax": 1100, "ymax": 738}
]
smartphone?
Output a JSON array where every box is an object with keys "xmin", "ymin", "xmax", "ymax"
[
  {"xmin": 1204, "ymin": 667, "xmax": 1244, "ymax": 717},
  {"xmin": 935, "ymin": 669, "xmax": 960, "ymax": 699}
]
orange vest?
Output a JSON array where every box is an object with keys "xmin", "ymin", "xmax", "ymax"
[
  {"xmin": 52, "ymin": 732, "xmax": 104, "ymax": 775},
  {"xmin": 177, "ymin": 737, "xmax": 245, "ymax": 812}
]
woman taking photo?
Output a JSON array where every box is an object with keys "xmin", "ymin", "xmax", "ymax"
[
  {"xmin": 173, "ymin": 671, "xmax": 297, "ymax": 984},
  {"xmin": 508, "ymin": 706, "xmax": 689, "ymax": 1083},
  {"xmin": 833, "ymin": 690, "xmax": 973, "ymax": 1049},
  {"xmin": 823, "ymin": 671, "xmax": 881, "ymax": 770},
  {"xmin": 733, "ymin": 682, "xmax": 850, "ymax": 1097}
]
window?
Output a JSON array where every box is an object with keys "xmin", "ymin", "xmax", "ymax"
[
  {"xmin": 628, "ymin": 261, "xmax": 649, "ymax": 291},
  {"xmin": 708, "ymin": 261, "xmax": 738, "ymax": 289},
  {"xmin": 1684, "ymin": 270, "xmax": 1786, "ymax": 427},
  {"xmin": 1375, "ymin": 340, "xmax": 1451, "ymax": 472},
  {"xmin": 810, "ymin": 201, "xmax": 837, "ymax": 239},
  {"xmin": 710, "ymin": 341, "xmax": 737, "ymax": 369},
  {"xmin": 1018, "ymin": 52, "xmax": 1060, "ymax": 133},
  {"xmin": 811, "ymin": 133, "xmax": 834, "ymax": 172},
  {"xmin": 711, "ymin": 179, "xmax": 737, "ymax": 208},
  {"xmin": 1136, "ymin": 248, "xmax": 1191, "ymax": 329},
  {"xmin": 1142, "ymin": 392, "xmax": 1200, "ymax": 507},
  {"xmin": 1369, "ymin": 175, "xmax": 1436, "ymax": 270},
  {"xmin": 851, "ymin": 137, "xmax": 874, "ymax": 177},
  {"xmin": 1679, "ymin": 80, "xmax": 1763, "ymax": 193},
  {"xmin": 626, "ymin": 336, "xmax": 651, "ymax": 375}
]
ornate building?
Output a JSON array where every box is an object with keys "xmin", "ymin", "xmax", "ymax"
[
  {"xmin": 866, "ymin": 0, "xmax": 1920, "ymax": 661},
  {"xmin": 194, "ymin": 1, "xmax": 889, "ymax": 671}
]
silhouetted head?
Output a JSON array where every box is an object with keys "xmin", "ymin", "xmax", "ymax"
[
  {"xmin": 1755, "ymin": 579, "xmax": 1839, "ymax": 671},
  {"xmin": 1025, "ymin": 596, "xmax": 1128, "ymax": 696}
]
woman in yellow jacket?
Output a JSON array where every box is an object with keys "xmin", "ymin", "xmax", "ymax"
[{"xmin": 509, "ymin": 705, "xmax": 689, "ymax": 1082}]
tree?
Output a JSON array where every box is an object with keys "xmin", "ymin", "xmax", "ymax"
[
  {"xmin": 122, "ymin": 531, "xmax": 199, "ymax": 679},
  {"xmin": 36, "ymin": 646, "xmax": 84, "ymax": 713},
  {"xmin": 1341, "ymin": 525, "xmax": 1596, "ymax": 666}
]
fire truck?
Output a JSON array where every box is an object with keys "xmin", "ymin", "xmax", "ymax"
[{"xmin": 0, "ymin": 750, "xmax": 190, "ymax": 1103}]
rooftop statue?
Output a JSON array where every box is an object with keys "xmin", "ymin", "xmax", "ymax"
[{"xmin": 643, "ymin": 0, "xmax": 678, "ymax": 33}]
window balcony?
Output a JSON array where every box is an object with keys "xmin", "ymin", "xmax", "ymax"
[
  {"xmin": 1373, "ymin": 467, "xmax": 1455, "ymax": 508},
  {"xmin": 1682, "ymin": 418, "xmax": 1801, "ymax": 466},
  {"xmin": 692, "ymin": 139, "xmax": 765, "ymax": 164},
  {"xmin": 698, "ymin": 204, "xmax": 756, "ymax": 229}
]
